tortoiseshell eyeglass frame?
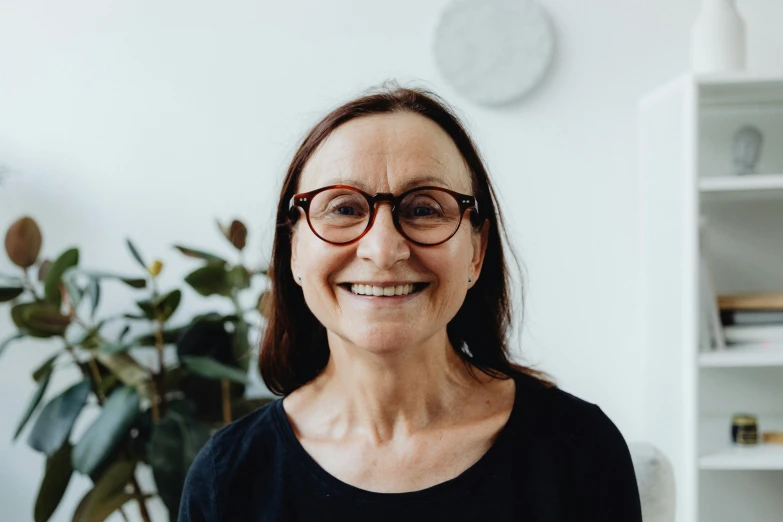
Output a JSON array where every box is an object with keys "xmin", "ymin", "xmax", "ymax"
[{"xmin": 288, "ymin": 184, "xmax": 481, "ymax": 246}]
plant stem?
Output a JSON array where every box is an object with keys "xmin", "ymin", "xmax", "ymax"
[
  {"xmin": 86, "ymin": 358, "xmax": 106, "ymax": 402},
  {"xmin": 153, "ymin": 317, "xmax": 168, "ymax": 420},
  {"xmin": 129, "ymin": 474, "xmax": 152, "ymax": 522},
  {"xmin": 22, "ymin": 267, "xmax": 42, "ymax": 300},
  {"xmin": 221, "ymin": 378, "xmax": 232, "ymax": 425}
]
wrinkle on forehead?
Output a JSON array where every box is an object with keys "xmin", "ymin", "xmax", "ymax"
[{"xmin": 298, "ymin": 113, "xmax": 472, "ymax": 194}]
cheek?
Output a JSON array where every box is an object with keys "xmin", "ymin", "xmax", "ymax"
[{"xmin": 296, "ymin": 233, "xmax": 349, "ymax": 284}]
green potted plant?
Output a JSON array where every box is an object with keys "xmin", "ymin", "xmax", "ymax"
[{"xmin": 1, "ymin": 216, "xmax": 272, "ymax": 522}]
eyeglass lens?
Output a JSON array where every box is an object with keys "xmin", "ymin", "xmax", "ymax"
[{"xmin": 307, "ymin": 187, "xmax": 463, "ymax": 244}]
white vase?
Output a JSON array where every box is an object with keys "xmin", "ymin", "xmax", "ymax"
[{"xmin": 691, "ymin": 0, "xmax": 746, "ymax": 73}]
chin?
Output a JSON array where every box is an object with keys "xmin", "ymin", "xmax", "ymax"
[{"xmin": 341, "ymin": 324, "xmax": 423, "ymax": 354}]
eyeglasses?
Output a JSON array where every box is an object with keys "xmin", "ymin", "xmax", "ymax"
[{"xmin": 288, "ymin": 184, "xmax": 480, "ymax": 246}]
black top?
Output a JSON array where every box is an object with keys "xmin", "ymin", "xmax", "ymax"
[{"xmin": 178, "ymin": 374, "xmax": 642, "ymax": 522}]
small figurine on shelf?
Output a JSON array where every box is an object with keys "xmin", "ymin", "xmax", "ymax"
[{"xmin": 732, "ymin": 125, "xmax": 763, "ymax": 175}]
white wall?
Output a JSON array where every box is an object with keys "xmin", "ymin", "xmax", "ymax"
[{"xmin": 1, "ymin": 1, "xmax": 782, "ymax": 520}]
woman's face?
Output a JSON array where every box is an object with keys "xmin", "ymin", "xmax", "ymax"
[{"xmin": 291, "ymin": 112, "xmax": 488, "ymax": 354}]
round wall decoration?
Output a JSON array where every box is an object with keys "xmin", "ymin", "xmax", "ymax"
[{"xmin": 433, "ymin": 0, "xmax": 555, "ymax": 106}]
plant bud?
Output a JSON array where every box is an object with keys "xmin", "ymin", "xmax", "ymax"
[
  {"xmin": 5, "ymin": 216, "xmax": 42, "ymax": 268},
  {"xmin": 228, "ymin": 220, "xmax": 247, "ymax": 251},
  {"xmin": 148, "ymin": 259, "xmax": 164, "ymax": 277}
]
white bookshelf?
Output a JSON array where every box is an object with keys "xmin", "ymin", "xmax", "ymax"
[
  {"xmin": 700, "ymin": 445, "xmax": 783, "ymax": 470},
  {"xmin": 699, "ymin": 174, "xmax": 783, "ymax": 202},
  {"xmin": 639, "ymin": 74, "xmax": 783, "ymax": 522},
  {"xmin": 699, "ymin": 344, "xmax": 783, "ymax": 367}
]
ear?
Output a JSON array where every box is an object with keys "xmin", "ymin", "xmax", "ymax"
[{"xmin": 469, "ymin": 220, "xmax": 490, "ymax": 283}]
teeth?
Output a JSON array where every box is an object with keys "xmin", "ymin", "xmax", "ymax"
[{"xmin": 350, "ymin": 283, "xmax": 417, "ymax": 296}]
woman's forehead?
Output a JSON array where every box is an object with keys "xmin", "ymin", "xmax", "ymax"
[{"xmin": 298, "ymin": 113, "xmax": 472, "ymax": 193}]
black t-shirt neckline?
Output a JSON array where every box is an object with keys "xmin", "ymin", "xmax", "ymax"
[{"xmin": 271, "ymin": 376, "xmax": 521, "ymax": 505}]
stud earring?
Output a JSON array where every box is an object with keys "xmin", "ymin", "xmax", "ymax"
[
  {"xmin": 468, "ymin": 276, "xmax": 472, "ymax": 284},
  {"xmin": 297, "ymin": 275, "xmax": 302, "ymax": 283}
]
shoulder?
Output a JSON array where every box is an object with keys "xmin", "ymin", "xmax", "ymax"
[
  {"xmin": 206, "ymin": 399, "xmax": 284, "ymax": 471},
  {"xmin": 186, "ymin": 400, "xmax": 286, "ymax": 489},
  {"xmin": 508, "ymin": 374, "xmax": 642, "ymax": 520},
  {"xmin": 511, "ymin": 373, "xmax": 630, "ymax": 457},
  {"xmin": 180, "ymin": 401, "xmax": 284, "ymax": 520}
]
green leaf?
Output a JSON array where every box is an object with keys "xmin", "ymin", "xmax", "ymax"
[
  {"xmin": 14, "ymin": 366, "xmax": 54, "ymax": 440},
  {"xmin": 95, "ymin": 353, "xmax": 149, "ymax": 389},
  {"xmin": 43, "ymin": 248, "xmax": 79, "ymax": 306},
  {"xmin": 88, "ymin": 278, "xmax": 100, "ymax": 319},
  {"xmin": 125, "ymin": 239, "xmax": 147, "ymax": 270},
  {"xmin": 71, "ymin": 386, "xmax": 140, "ymax": 476},
  {"xmin": 0, "ymin": 286, "xmax": 24, "ymax": 302},
  {"xmin": 98, "ymin": 340, "xmax": 135, "ymax": 355},
  {"xmin": 132, "ymin": 325, "xmax": 186, "ymax": 347},
  {"xmin": 73, "ymin": 326, "xmax": 102, "ymax": 351},
  {"xmin": 118, "ymin": 325, "xmax": 131, "ymax": 342},
  {"xmin": 0, "ymin": 331, "xmax": 27, "ymax": 358},
  {"xmin": 228, "ymin": 265, "xmax": 251, "ymax": 290},
  {"xmin": 28, "ymin": 379, "xmax": 91, "ymax": 455},
  {"xmin": 135, "ymin": 289, "xmax": 181, "ymax": 322},
  {"xmin": 96, "ymin": 374, "xmax": 119, "ymax": 398},
  {"xmin": 61, "ymin": 271, "xmax": 85, "ymax": 312},
  {"xmin": 32, "ymin": 353, "xmax": 60, "ymax": 382},
  {"xmin": 232, "ymin": 319, "xmax": 251, "ymax": 372},
  {"xmin": 11, "ymin": 301, "xmax": 37, "ymax": 328},
  {"xmin": 34, "ymin": 441, "xmax": 73, "ymax": 522},
  {"xmin": 19, "ymin": 303, "xmax": 71, "ymax": 337},
  {"xmin": 156, "ymin": 289, "xmax": 181, "ymax": 322},
  {"xmin": 163, "ymin": 366, "xmax": 189, "ymax": 393},
  {"xmin": 182, "ymin": 355, "xmax": 247, "ymax": 384},
  {"xmin": 73, "ymin": 489, "xmax": 139, "ymax": 522},
  {"xmin": 82, "ymin": 460, "xmax": 136, "ymax": 516},
  {"xmin": 184, "ymin": 263, "xmax": 232, "ymax": 297},
  {"xmin": 173, "ymin": 245, "xmax": 227, "ymax": 264},
  {"xmin": 135, "ymin": 299, "xmax": 155, "ymax": 320},
  {"xmin": 148, "ymin": 411, "xmax": 210, "ymax": 518},
  {"xmin": 132, "ymin": 326, "xmax": 186, "ymax": 348},
  {"xmin": 175, "ymin": 316, "xmax": 233, "ymax": 363},
  {"xmin": 81, "ymin": 271, "xmax": 147, "ymax": 289}
]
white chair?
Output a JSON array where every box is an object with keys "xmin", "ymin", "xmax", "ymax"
[{"xmin": 629, "ymin": 442, "xmax": 676, "ymax": 522}]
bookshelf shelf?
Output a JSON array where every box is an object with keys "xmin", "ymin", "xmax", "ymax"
[
  {"xmin": 699, "ymin": 174, "xmax": 783, "ymax": 202},
  {"xmin": 700, "ymin": 444, "xmax": 783, "ymax": 470},
  {"xmin": 699, "ymin": 344, "xmax": 783, "ymax": 367}
]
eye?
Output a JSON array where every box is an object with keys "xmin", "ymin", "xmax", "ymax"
[
  {"xmin": 412, "ymin": 206, "xmax": 436, "ymax": 217},
  {"xmin": 336, "ymin": 206, "xmax": 356, "ymax": 215},
  {"xmin": 326, "ymin": 196, "xmax": 367, "ymax": 217}
]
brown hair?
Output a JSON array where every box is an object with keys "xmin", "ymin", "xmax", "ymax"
[{"xmin": 260, "ymin": 83, "xmax": 551, "ymax": 395}]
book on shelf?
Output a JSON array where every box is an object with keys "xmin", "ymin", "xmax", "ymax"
[
  {"xmin": 699, "ymin": 217, "xmax": 726, "ymax": 351},
  {"xmin": 718, "ymin": 292, "xmax": 783, "ymax": 311},
  {"xmin": 723, "ymin": 324, "xmax": 783, "ymax": 345},
  {"xmin": 720, "ymin": 309, "xmax": 783, "ymax": 326}
]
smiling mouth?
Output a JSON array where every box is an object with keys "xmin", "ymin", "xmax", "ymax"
[{"xmin": 339, "ymin": 283, "xmax": 430, "ymax": 297}]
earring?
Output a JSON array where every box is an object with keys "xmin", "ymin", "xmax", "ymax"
[
  {"xmin": 468, "ymin": 276, "xmax": 472, "ymax": 284},
  {"xmin": 297, "ymin": 275, "xmax": 302, "ymax": 283}
]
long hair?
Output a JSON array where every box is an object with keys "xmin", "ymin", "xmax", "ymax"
[{"xmin": 260, "ymin": 84, "xmax": 551, "ymax": 395}]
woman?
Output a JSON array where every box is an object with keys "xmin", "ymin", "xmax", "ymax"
[{"xmin": 179, "ymin": 86, "xmax": 642, "ymax": 521}]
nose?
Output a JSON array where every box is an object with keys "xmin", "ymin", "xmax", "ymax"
[{"xmin": 355, "ymin": 202, "xmax": 410, "ymax": 270}]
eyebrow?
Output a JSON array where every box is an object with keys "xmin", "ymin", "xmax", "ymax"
[{"xmin": 319, "ymin": 175, "xmax": 453, "ymax": 194}]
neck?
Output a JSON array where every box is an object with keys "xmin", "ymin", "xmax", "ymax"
[{"xmin": 313, "ymin": 330, "xmax": 477, "ymax": 443}]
